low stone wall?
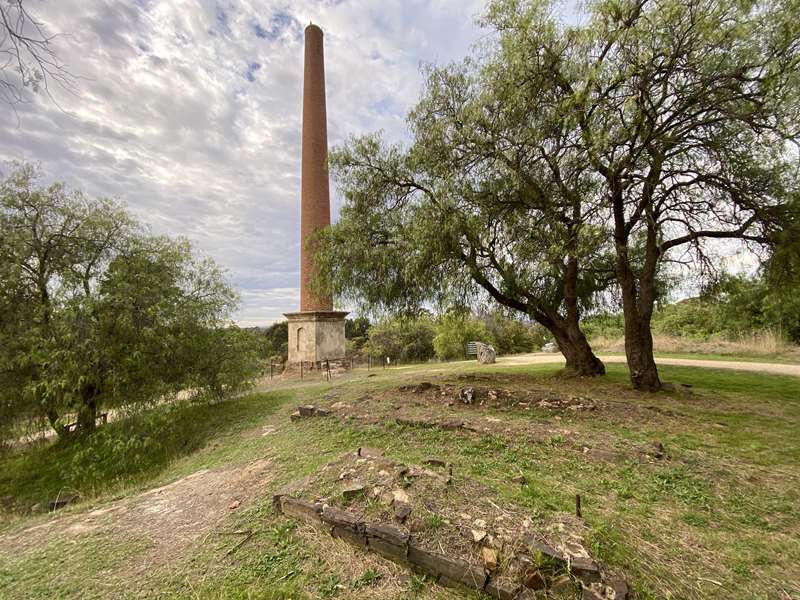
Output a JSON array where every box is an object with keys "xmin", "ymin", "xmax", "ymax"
[{"xmin": 273, "ymin": 478, "xmax": 628, "ymax": 600}]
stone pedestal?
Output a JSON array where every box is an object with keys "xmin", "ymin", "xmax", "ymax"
[{"xmin": 285, "ymin": 311, "xmax": 348, "ymax": 364}]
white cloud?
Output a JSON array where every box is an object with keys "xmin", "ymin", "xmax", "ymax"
[{"xmin": 0, "ymin": 0, "xmax": 488, "ymax": 325}]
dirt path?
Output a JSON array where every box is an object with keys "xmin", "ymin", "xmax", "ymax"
[
  {"xmin": 0, "ymin": 458, "xmax": 275, "ymax": 586},
  {"xmin": 497, "ymin": 352, "xmax": 800, "ymax": 377}
]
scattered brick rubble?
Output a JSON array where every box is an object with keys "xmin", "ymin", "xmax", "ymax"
[{"xmin": 272, "ymin": 450, "xmax": 628, "ymax": 599}]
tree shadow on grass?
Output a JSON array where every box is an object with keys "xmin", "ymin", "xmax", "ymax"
[{"xmin": 0, "ymin": 391, "xmax": 294, "ymax": 515}]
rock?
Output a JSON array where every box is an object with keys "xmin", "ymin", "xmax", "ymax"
[
  {"xmin": 330, "ymin": 401, "xmax": 351, "ymax": 410},
  {"xmin": 298, "ymin": 405, "xmax": 316, "ymax": 417},
  {"xmin": 392, "ymin": 489, "xmax": 411, "ymax": 504},
  {"xmin": 357, "ymin": 447, "xmax": 384, "ymax": 458},
  {"xmin": 321, "ymin": 506, "xmax": 363, "ymax": 531},
  {"xmin": 407, "ymin": 543, "xmax": 487, "ymax": 588},
  {"xmin": 460, "ymin": 387, "xmax": 476, "ymax": 404},
  {"xmin": 524, "ymin": 536, "xmax": 565, "ymax": 563},
  {"xmin": 549, "ymin": 575, "xmax": 576, "ymax": 595},
  {"xmin": 315, "ymin": 408, "xmax": 332, "ymax": 417},
  {"xmin": 423, "ymin": 458, "xmax": 447, "ymax": 468},
  {"xmin": 280, "ymin": 497, "xmax": 322, "ymax": 523},
  {"xmin": 484, "ymin": 576, "xmax": 520, "ymax": 600},
  {"xmin": 290, "ymin": 411, "xmax": 301, "ymax": 421},
  {"xmin": 471, "ymin": 529, "xmax": 487, "ymax": 543},
  {"xmin": 570, "ymin": 557, "xmax": 601, "ymax": 584},
  {"xmin": 582, "ymin": 588, "xmax": 605, "ymax": 600},
  {"xmin": 441, "ymin": 419, "xmax": 464, "ymax": 430},
  {"xmin": 342, "ymin": 482, "xmax": 366, "ymax": 499},
  {"xmin": 228, "ymin": 499, "xmax": 241, "ymax": 509},
  {"xmin": 379, "ymin": 491, "xmax": 395, "ymax": 506},
  {"xmin": 394, "ymin": 501, "xmax": 412, "ymax": 522},
  {"xmin": 365, "ymin": 522, "xmax": 410, "ymax": 545},
  {"xmin": 476, "ymin": 342, "xmax": 496, "ymax": 364},
  {"xmin": 481, "ymin": 547, "xmax": 499, "ymax": 572},
  {"xmin": 607, "ymin": 576, "xmax": 629, "ymax": 599},
  {"xmin": 47, "ymin": 494, "xmax": 79, "ymax": 511},
  {"xmin": 523, "ymin": 570, "xmax": 546, "ymax": 589},
  {"xmin": 473, "ymin": 518, "xmax": 487, "ymax": 529}
]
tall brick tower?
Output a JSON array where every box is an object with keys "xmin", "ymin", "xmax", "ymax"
[{"xmin": 285, "ymin": 24, "xmax": 347, "ymax": 364}]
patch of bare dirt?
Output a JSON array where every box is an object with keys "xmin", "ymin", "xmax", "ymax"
[{"xmin": 0, "ymin": 458, "xmax": 275, "ymax": 574}]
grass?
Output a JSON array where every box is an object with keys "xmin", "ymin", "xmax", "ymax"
[
  {"xmin": 592, "ymin": 332, "xmax": 800, "ymax": 363},
  {"xmin": 1, "ymin": 361, "xmax": 799, "ymax": 599}
]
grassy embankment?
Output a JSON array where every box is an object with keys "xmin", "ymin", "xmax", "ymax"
[{"xmin": 1, "ymin": 360, "xmax": 798, "ymax": 600}]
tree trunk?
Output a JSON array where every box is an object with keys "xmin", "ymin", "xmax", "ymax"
[
  {"xmin": 614, "ymin": 221, "xmax": 662, "ymax": 391},
  {"xmin": 547, "ymin": 317, "xmax": 605, "ymax": 376},
  {"xmin": 76, "ymin": 384, "xmax": 98, "ymax": 434},
  {"xmin": 623, "ymin": 312, "xmax": 660, "ymax": 391}
]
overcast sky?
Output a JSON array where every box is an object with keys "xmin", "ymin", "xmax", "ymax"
[{"xmin": 0, "ymin": 0, "xmax": 511, "ymax": 325}]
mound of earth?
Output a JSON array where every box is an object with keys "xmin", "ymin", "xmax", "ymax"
[{"xmin": 273, "ymin": 449, "xmax": 628, "ymax": 599}]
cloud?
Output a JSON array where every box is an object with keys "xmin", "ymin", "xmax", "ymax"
[{"xmin": 0, "ymin": 0, "xmax": 489, "ymax": 325}]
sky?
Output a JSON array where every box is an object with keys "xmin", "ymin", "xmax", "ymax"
[{"xmin": 0, "ymin": 0, "xmax": 495, "ymax": 326}]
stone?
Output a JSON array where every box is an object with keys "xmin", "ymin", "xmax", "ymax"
[
  {"xmin": 524, "ymin": 535, "xmax": 565, "ymax": 563},
  {"xmin": 330, "ymin": 401, "xmax": 350, "ymax": 410},
  {"xmin": 570, "ymin": 557, "xmax": 601, "ymax": 583},
  {"xmin": 228, "ymin": 499, "xmax": 241, "ymax": 510},
  {"xmin": 523, "ymin": 570, "xmax": 546, "ymax": 590},
  {"xmin": 298, "ymin": 405, "xmax": 316, "ymax": 417},
  {"xmin": 394, "ymin": 501, "xmax": 412, "ymax": 522},
  {"xmin": 47, "ymin": 494, "xmax": 79, "ymax": 511},
  {"xmin": 321, "ymin": 506, "xmax": 363, "ymax": 532},
  {"xmin": 331, "ymin": 525, "xmax": 367, "ymax": 548},
  {"xmin": 368, "ymin": 535, "xmax": 408, "ymax": 561},
  {"xmin": 476, "ymin": 342, "xmax": 496, "ymax": 364},
  {"xmin": 407, "ymin": 543, "xmax": 486, "ymax": 588},
  {"xmin": 365, "ymin": 522, "xmax": 410, "ymax": 545},
  {"xmin": 581, "ymin": 588, "xmax": 605, "ymax": 600},
  {"xmin": 392, "ymin": 489, "xmax": 411, "ymax": 504},
  {"xmin": 358, "ymin": 447, "xmax": 384, "ymax": 458},
  {"xmin": 484, "ymin": 576, "xmax": 520, "ymax": 600},
  {"xmin": 441, "ymin": 419, "xmax": 464, "ymax": 430},
  {"xmin": 423, "ymin": 458, "xmax": 447, "ymax": 468},
  {"xmin": 290, "ymin": 411, "xmax": 302, "ymax": 421},
  {"xmin": 460, "ymin": 387, "xmax": 476, "ymax": 404},
  {"xmin": 471, "ymin": 529, "xmax": 487, "ymax": 543},
  {"xmin": 315, "ymin": 408, "xmax": 332, "ymax": 417},
  {"xmin": 481, "ymin": 547, "xmax": 499, "ymax": 572},
  {"xmin": 342, "ymin": 482, "xmax": 366, "ymax": 499},
  {"xmin": 550, "ymin": 575, "xmax": 576, "ymax": 595},
  {"xmin": 607, "ymin": 576, "xmax": 629, "ymax": 599},
  {"xmin": 473, "ymin": 518, "xmax": 487, "ymax": 529},
  {"xmin": 280, "ymin": 497, "xmax": 322, "ymax": 523},
  {"xmin": 272, "ymin": 474, "xmax": 315, "ymax": 509}
]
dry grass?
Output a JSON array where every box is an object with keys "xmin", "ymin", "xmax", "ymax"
[{"xmin": 591, "ymin": 331, "xmax": 800, "ymax": 359}]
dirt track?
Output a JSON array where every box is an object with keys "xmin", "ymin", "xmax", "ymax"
[{"xmin": 498, "ymin": 352, "xmax": 800, "ymax": 377}]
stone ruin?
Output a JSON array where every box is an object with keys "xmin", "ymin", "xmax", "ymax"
[{"xmin": 272, "ymin": 448, "xmax": 628, "ymax": 599}]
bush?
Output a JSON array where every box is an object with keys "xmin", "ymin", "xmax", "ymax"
[
  {"xmin": 480, "ymin": 312, "xmax": 546, "ymax": 354},
  {"xmin": 433, "ymin": 313, "xmax": 495, "ymax": 360},
  {"xmin": 364, "ymin": 316, "xmax": 436, "ymax": 362}
]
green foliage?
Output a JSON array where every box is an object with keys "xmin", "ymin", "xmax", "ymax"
[
  {"xmin": 433, "ymin": 313, "xmax": 495, "ymax": 360},
  {"xmin": 363, "ymin": 315, "xmax": 436, "ymax": 362},
  {"xmin": 480, "ymin": 311, "xmax": 547, "ymax": 354},
  {"xmin": 581, "ymin": 312, "xmax": 625, "ymax": 340},
  {"xmin": 259, "ymin": 321, "xmax": 289, "ymax": 362},
  {"xmin": 0, "ymin": 163, "xmax": 260, "ymax": 441}
]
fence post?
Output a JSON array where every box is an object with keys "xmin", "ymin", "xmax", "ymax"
[{"xmin": 300, "ymin": 361, "xmax": 303, "ymax": 380}]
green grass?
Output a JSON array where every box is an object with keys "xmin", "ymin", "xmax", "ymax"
[
  {"xmin": 1, "ymin": 362, "xmax": 800, "ymax": 599},
  {"xmin": 0, "ymin": 391, "xmax": 293, "ymax": 514}
]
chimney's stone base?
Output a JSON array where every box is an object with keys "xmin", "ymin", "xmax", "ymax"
[{"xmin": 284, "ymin": 310, "xmax": 348, "ymax": 364}]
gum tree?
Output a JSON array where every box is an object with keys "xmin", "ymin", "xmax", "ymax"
[
  {"xmin": 482, "ymin": 0, "xmax": 800, "ymax": 390},
  {"xmin": 0, "ymin": 163, "xmax": 260, "ymax": 438},
  {"xmin": 316, "ymin": 38, "xmax": 619, "ymax": 376}
]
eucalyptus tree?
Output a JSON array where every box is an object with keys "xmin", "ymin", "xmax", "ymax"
[
  {"xmin": 0, "ymin": 163, "xmax": 260, "ymax": 439},
  {"xmin": 317, "ymin": 60, "xmax": 615, "ymax": 375},
  {"xmin": 482, "ymin": 0, "xmax": 800, "ymax": 390}
]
